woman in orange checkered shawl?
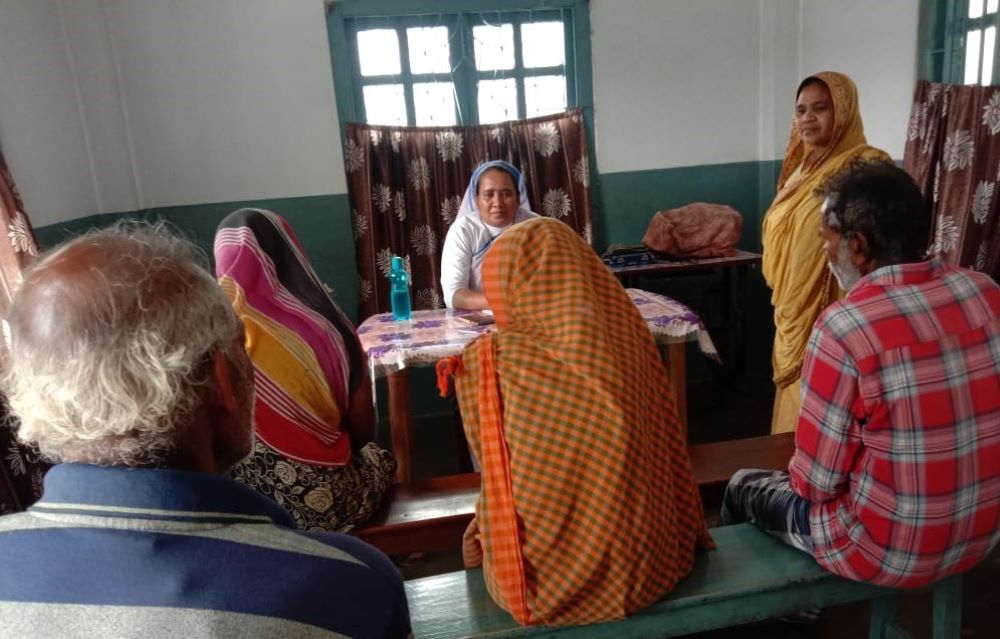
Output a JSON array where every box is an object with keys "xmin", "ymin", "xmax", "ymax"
[{"xmin": 439, "ymin": 217, "xmax": 713, "ymax": 626}]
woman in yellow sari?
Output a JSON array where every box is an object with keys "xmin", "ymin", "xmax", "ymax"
[
  {"xmin": 763, "ymin": 71, "xmax": 890, "ymax": 433},
  {"xmin": 437, "ymin": 217, "xmax": 712, "ymax": 626}
]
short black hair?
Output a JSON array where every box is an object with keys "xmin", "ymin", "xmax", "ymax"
[
  {"xmin": 817, "ymin": 159, "xmax": 931, "ymax": 264},
  {"xmin": 796, "ymin": 76, "xmax": 828, "ymax": 98}
]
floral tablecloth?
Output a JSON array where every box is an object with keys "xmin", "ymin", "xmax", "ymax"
[{"xmin": 357, "ymin": 289, "xmax": 716, "ymax": 378}]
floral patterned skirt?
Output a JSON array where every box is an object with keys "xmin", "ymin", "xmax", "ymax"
[{"xmin": 231, "ymin": 438, "xmax": 397, "ymax": 532}]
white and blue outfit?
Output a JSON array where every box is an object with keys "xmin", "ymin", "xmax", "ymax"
[{"xmin": 440, "ymin": 160, "xmax": 538, "ymax": 308}]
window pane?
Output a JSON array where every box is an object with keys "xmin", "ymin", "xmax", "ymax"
[
  {"xmin": 363, "ymin": 84, "xmax": 407, "ymax": 125},
  {"xmin": 984, "ymin": 27, "xmax": 996, "ymax": 84},
  {"xmin": 473, "ymin": 24, "xmax": 515, "ymax": 71},
  {"xmin": 413, "ymin": 82, "xmax": 456, "ymax": 126},
  {"xmin": 521, "ymin": 22, "xmax": 565, "ymax": 68},
  {"xmin": 971, "ymin": 0, "xmax": 985, "ymax": 19},
  {"xmin": 990, "ymin": 0, "xmax": 999, "ymax": 14},
  {"xmin": 478, "ymin": 78, "xmax": 518, "ymax": 124},
  {"xmin": 966, "ymin": 29, "xmax": 983, "ymax": 84},
  {"xmin": 357, "ymin": 29, "xmax": 401, "ymax": 77},
  {"xmin": 524, "ymin": 75, "xmax": 567, "ymax": 117},
  {"xmin": 407, "ymin": 26, "xmax": 451, "ymax": 74}
]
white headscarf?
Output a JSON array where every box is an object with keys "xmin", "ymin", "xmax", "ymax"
[
  {"xmin": 456, "ymin": 160, "xmax": 537, "ymax": 233},
  {"xmin": 440, "ymin": 160, "xmax": 539, "ymax": 306}
]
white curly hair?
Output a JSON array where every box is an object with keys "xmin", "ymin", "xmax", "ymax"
[{"xmin": 1, "ymin": 223, "xmax": 244, "ymax": 467}]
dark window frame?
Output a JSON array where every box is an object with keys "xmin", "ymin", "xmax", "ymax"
[
  {"xmin": 326, "ymin": 0, "xmax": 593, "ymax": 133},
  {"xmin": 922, "ymin": 0, "xmax": 1000, "ymax": 84}
]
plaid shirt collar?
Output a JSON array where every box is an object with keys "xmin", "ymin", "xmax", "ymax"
[{"xmin": 851, "ymin": 256, "xmax": 945, "ymax": 291}]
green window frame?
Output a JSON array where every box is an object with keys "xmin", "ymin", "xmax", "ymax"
[
  {"xmin": 922, "ymin": 0, "xmax": 1000, "ymax": 84},
  {"xmin": 326, "ymin": 0, "xmax": 594, "ymax": 132}
]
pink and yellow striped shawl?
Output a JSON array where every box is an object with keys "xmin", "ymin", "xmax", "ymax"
[{"xmin": 214, "ymin": 209, "xmax": 365, "ymax": 466}]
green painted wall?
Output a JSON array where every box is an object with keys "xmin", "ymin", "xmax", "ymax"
[
  {"xmin": 595, "ymin": 161, "xmax": 764, "ymax": 249},
  {"xmin": 35, "ymin": 193, "xmax": 359, "ymax": 320},
  {"xmin": 593, "ymin": 160, "xmax": 780, "ymax": 385}
]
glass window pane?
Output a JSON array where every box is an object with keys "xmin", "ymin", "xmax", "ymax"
[
  {"xmin": 363, "ymin": 84, "xmax": 407, "ymax": 125},
  {"xmin": 521, "ymin": 22, "xmax": 565, "ymax": 68},
  {"xmin": 357, "ymin": 29, "xmax": 401, "ymax": 77},
  {"xmin": 966, "ymin": 29, "xmax": 983, "ymax": 84},
  {"xmin": 413, "ymin": 82, "xmax": 456, "ymax": 126},
  {"xmin": 478, "ymin": 78, "xmax": 518, "ymax": 124},
  {"xmin": 407, "ymin": 26, "xmax": 451, "ymax": 74},
  {"xmin": 524, "ymin": 75, "xmax": 567, "ymax": 118},
  {"xmin": 473, "ymin": 24, "xmax": 515, "ymax": 71},
  {"xmin": 971, "ymin": 0, "xmax": 985, "ymax": 19},
  {"xmin": 990, "ymin": 0, "xmax": 999, "ymax": 14},
  {"xmin": 984, "ymin": 27, "xmax": 996, "ymax": 84}
]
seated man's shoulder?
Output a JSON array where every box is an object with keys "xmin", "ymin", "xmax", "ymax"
[
  {"xmin": 949, "ymin": 263, "xmax": 1000, "ymax": 297},
  {"xmin": 814, "ymin": 297, "xmax": 863, "ymax": 337},
  {"xmin": 290, "ymin": 528, "xmax": 403, "ymax": 582},
  {"xmin": 223, "ymin": 526, "xmax": 410, "ymax": 635},
  {"xmin": 234, "ymin": 523, "xmax": 402, "ymax": 584},
  {"xmin": 0, "ymin": 511, "xmax": 32, "ymax": 533}
]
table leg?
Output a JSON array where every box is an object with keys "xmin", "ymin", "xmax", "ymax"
[
  {"xmin": 727, "ymin": 264, "xmax": 749, "ymax": 380},
  {"xmin": 659, "ymin": 342, "xmax": 688, "ymax": 433},
  {"xmin": 387, "ymin": 369, "xmax": 413, "ymax": 483}
]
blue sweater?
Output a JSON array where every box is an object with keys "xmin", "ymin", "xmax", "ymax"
[{"xmin": 0, "ymin": 463, "xmax": 411, "ymax": 638}]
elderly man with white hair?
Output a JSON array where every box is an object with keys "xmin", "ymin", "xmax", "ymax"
[{"xmin": 0, "ymin": 224, "xmax": 410, "ymax": 638}]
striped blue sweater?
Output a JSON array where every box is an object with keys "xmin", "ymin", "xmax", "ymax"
[{"xmin": 0, "ymin": 464, "xmax": 411, "ymax": 638}]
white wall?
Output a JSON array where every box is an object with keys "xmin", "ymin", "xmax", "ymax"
[
  {"xmin": 757, "ymin": 0, "xmax": 802, "ymax": 166},
  {"xmin": 590, "ymin": 0, "xmax": 762, "ymax": 173},
  {"xmin": 0, "ymin": 0, "xmax": 920, "ymax": 226},
  {"xmin": 590, "ymin": 0, "xmax": 919, "ymax": 173},
  {"xmin": 799, "ymin": 0, "xmax": 920, "ymax": 159},
  {"xmin": 0, "ymin": 0, "xmax": 344, "ymax": 226},
  {"xmin": 0, "ymin": 1, "xmax": 99, "ymax": 226},
  {"xmin": 105, "ymin": 0, "xmax": 345, "ymax": 208}
]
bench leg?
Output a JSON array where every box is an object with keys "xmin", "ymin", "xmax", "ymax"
[
  {"xmin": 869, "ymin": 595, "xmax": 911, "ymax": 639},
  {"xmin": 932, "ymin": 575, "xmax": 962, "ymax": 639},
  {"xmin": 868, "ymin": 575, "xmax": 963, "ymax": 639}
]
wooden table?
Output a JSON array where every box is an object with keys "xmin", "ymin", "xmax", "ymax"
[
  {"xmin": 609, "ymin": 250, "xmax": 762, "ymax": 378},
  {"xmin": 358, "ymin": 289, "xmax": 716, "ymax": 482}
]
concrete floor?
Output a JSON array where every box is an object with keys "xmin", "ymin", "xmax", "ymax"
[{"xmin": 396, "ymin": 373, "xmax": 1000, "ymax": 637}]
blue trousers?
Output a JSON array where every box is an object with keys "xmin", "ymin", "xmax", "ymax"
[{"xmin": 721, "ymin": 468, "xmax": 814, "ymax": 554}]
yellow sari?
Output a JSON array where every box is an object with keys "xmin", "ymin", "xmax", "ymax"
[{"xmin": 762, "ymin": 72, "xmax": 890, "ymax": 433}]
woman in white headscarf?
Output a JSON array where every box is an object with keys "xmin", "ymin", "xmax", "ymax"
[{"xmin": 440, "ymin": 160, "xmax": 538, "ymax": 310}]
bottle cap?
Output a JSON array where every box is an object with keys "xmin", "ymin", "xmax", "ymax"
[{"xmin": 391, "ymin": 255, "xmax": 402, "ymax": 269}]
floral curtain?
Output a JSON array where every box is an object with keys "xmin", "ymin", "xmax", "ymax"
[
  {"xmin": 345, "ymin": 109, "xmax": 592, "ymax": 319},
  {"xmin": 0, "ymin": 148, "xmax": 45, "ymax": 514},
  {"xmin": 903, "ymin": 80, "xmax": 1000, "ymax": 279}
]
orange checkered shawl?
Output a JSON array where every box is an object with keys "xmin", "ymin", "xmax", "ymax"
[{"xmin": 447, "ymin": 217, "xmax": 712, "ymax": 626}]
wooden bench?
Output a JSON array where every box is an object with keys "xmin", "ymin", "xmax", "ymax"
[
  {"xmin": 356, "ymin": 433, "xmax": 795, "ymax": 556},
  {"xmin": 405, "ymin": 523, "xmax": 964, "ymax": 638}
]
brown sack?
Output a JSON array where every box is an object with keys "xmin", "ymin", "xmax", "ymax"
[{"xmin": 642, "ymin": 202, "xmax": 742, "ymax": 258}]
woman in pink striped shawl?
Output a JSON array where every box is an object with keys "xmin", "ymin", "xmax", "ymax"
[{"xmin": 214, "ymin": 208, "xmax": 395, "ymax": 531}]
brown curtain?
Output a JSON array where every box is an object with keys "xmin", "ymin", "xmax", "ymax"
[
  {"xmin": 903, "ymin": 81, "xmax": 1000, "ymax": 279},
  {"xmin": 0, "ymin": 148, "xmax": 46, "ymax": 514},
  {"xmin": 345, "ymin": 109, "xmax": 592, "ymax": 319}
]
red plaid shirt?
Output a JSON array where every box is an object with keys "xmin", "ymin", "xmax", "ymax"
[{"xmin": 789, "ymin": 257, "xmax": 1000, "ymax": 588}]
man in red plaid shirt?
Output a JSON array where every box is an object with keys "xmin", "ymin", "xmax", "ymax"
[{"xmin": 723, "ymin": 160, "xmax": 1000, "ymax": 588}]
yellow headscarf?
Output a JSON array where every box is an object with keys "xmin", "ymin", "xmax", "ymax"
[{"xmin": 762, "ymin": 72, "xmax": 890, "ymax": 395}]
